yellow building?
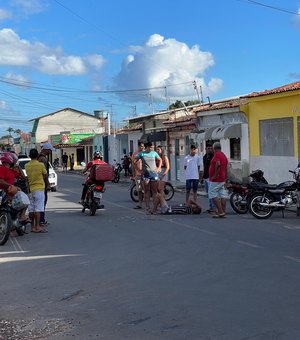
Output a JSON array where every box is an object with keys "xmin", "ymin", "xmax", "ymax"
[{"xmin": 243, "ymin": 81, "xmax": 300, "ymax": 183}]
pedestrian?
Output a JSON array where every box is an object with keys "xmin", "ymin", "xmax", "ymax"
[
  {"xmin": 201, "ymin": 143, "xmax": 216, "ymax": 214},
  {"xmin": 69, "ymin": 153, "xmax": 75, "ymax": 171},
  {"xmin": 184, "ymin": 145, "xmax": 202, "ymax": 206},
  {"xmin": 153, "ymin": 192, "xmax": 201, "ymax": 215},
  {"xmin": 134, "ymin": 142, "xmax": 162, "ymax": 214},
  {"xmin": 156, "ymin": 145, "xmax": 170, "ymax": 199},
  {"xmin": 123, "ymin": 155, "xmax": 130, "ymax": 176},
  {"xmin": 38, "ymin": 142, "xmax": 54, "ymax": 227},
  {"xmin": 131, "ymin": 141, "xmax": 145, "ymax": 209},
  {"xmin": 208, "ymin": 142, "xmax": 228, "ymax": 218},
  {"xmin": 25, "ymin": 148, "xmax": 49, "ymax": 233},
  {"xmin": 62, "ymin": 152, "xmax": 68, "ymax": 172}
]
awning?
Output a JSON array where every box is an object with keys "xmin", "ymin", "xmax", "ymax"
[
  {"xmin": 140, "ymin": 131, "xmax": 166, "ymax": 142},
  {"xmin": 211, "ymin": 124, "xmax": 241, "ymax": 139},
  {"xmin": 199, "ymin": 124, "xmax": 241, "ymax": 140}
]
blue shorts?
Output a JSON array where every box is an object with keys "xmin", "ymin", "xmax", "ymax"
[
  {"xmin": 186, "ymin": 179, "xmax": 199, "ymax": 191},
  {"xmin": 143, "ymin": 170, "xmax": 159, "ymax": 182},
  {"xmin": 208, "ymin": 181, "xmax": 227, "ymax": 199}
]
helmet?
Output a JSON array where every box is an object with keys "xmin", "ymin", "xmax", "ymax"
[
  {"xmin": 0, "ymin": 152, "xmax": 15, "ymax": 166},
  {"xmin": 93, "ymin": 151, "xmax": 102, "ymax": 160}
]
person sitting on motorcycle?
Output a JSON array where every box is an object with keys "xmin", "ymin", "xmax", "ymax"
[
  {"xmin": 80, "ymin": 151, "xmax": 106, "ymax": 204},
  {"xmin": 0, "ymin": 152, "xmax": 29, "ymax": 222}
]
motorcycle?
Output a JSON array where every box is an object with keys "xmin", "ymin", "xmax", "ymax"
[
  {"xmin": 130, "ymin": 178, "xmax": 175, "ymax": 202},
  {"xmin": 53, "ymin": 158, "xmax": 59, "ymax": 170},
  {"xmin": 112, "ymin": 160, "xmax": 122, "ymax": 183},
  {"xmin": 81, "ymin": 183, "xmax": 105, "ymax": 216},
  {"xmin": 248, "ymin": 164, "xmax": 300, "ymax": 219},
  {"xmin": 0, "ymin": 190, "xmax": 29, "ymax": 246},
  {"xmin": 227, "ymin": 169, "xmax": 268, "ymax": 214}
]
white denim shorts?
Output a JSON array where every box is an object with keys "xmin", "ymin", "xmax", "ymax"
[
  {"xmin": 208, "ymin": 181, "xmax": 227, "ymax": 199},
  {"xmin": 28, "ymin": 190, "xmax": 45, "ymax": 213}
]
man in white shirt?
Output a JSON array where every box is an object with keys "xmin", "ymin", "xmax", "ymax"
[{"xmin": 184, "ymin": 145, "xmax": 202, "ymax": 205}]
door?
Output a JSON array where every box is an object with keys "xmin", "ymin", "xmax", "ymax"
[{"xmin": 175, "ymin": 138, "xmax": 180, "ymax": 180}]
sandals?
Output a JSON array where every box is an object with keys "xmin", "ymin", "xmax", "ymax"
[
  {"xmin": 134, "ymin": 205, "xmax": 142, "ymax": 209},
  {"xmin": 212, "ymin": 213, "xmax": 226, "ymax": 218},
  {"xmin": 31, "ymin": 228, "xmax": 48, "ymax": 233}
]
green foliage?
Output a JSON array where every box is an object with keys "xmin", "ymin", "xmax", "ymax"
[{"xmin": 168, "ymin": 99, "xmax": 200, "ymax": 110}]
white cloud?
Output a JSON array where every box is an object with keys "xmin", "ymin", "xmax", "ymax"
[
  {"xmin": 4, "ymin": 72, "xmax": 31, "ymax": 87},
  {"xmin": 0, "ymin": 8, "xmax": 12, "ymax": 20},
  {"xmin": 113, "ymin": 34, "xmax": 223, "ymax": 101},
  {"xmin": 0, "ymin": 28, "xmax": 105, "ymax": 75},
  {"xmin": 293, "ymin": 7, "xmax": 300, "ymax": 27},
  {"xmin": 84, "ymin": 54, "xmax": 106, "ymax": 70},
  {"xmin": 10, "ymin": 0, "xmax": 48, "ymax": 16}
]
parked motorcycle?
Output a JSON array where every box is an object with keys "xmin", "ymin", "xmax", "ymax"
[
  {"xmin": 0, "ymin": 190, "xmax": 29, "ymax": 246},
  {"xmin": 112, "ymin": 160, "xmax": 122, "ymax": 183},
  {"xmin": 248, "ymin": 164, "xmax": 300, "ymax": 219},
  {"xmin": 53, "ymin": 158, "xmax": 59, "ymax": 170},
  {"xmin": 81, "ymin": 183, "xmax": 105, "ymax": 216},
  {"xmin": 228, "ymin": 169, "xmax": 268, "ymax": 214},
  {"xmin": 130, "ymin": 178, "xmax": 175, "ymax": 202}
]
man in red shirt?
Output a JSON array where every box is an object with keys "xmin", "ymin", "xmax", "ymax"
[
  {"xmin": 80, "ymin": 151, "xmax": 106, "ymax": 204},
  {"xmin": 208, "ymin": 142, "xmax": 228, "ymax": 218}
]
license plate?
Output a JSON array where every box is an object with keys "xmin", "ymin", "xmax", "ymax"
[{"xmin": 94, "ymin": 191, "xmax": 102, "ymax": 198}]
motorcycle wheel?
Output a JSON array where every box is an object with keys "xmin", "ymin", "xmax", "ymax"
[
  {"xmin": 164, "ymin": 183, "xmax": 175, "ymax": 201},
  {"xmin": 130, "ymin": 184, "xmax": 144, "ymax": 202},
  {"xmin": 15, "ymin": 223, "xmax": 27, "ymax": 236},
  {"xmin": 230, "ymin": 192, "xmax": 248, "ymax": 214},
  {"xmin": 112, "ymin": 173, "xmax": 120, "ymax": 183},
  {"xmin": 249, "ymin": 193, "xmax": 274, "ymax": 219},
  {"xmin": 90, "ymin": 201, "xmax": 97, "ymax": 216},
  {"xmin": 0, "ymin": 211, "xmax": 12, "ymax": 246}
]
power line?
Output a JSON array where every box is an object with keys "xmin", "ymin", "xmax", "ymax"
[{"xmin": 239, "ymin": 0, "xmax": 300, "ymax": 16}]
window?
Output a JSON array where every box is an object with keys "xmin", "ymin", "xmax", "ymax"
[
  {"xmin": 260, "ymin": 118, "xmax": 294, "ymax": 156},
  {"xmin": 230, "ymin": 138, "xmax": 241, "ymax": 160}
]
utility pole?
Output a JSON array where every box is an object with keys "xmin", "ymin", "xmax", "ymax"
[
  {"xmin": 148, "ymin": 93, "xmax": 154, "ymax": 114},
  {"xmin": 193, "ymin": 80, "xmax": 201, "ymax": 104}
]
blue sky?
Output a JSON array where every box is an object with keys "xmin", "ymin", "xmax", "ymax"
[{"xmin": 0, "ymin": 0, "xmax": 300, "ymax": 136}]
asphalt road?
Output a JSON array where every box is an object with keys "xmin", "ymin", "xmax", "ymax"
[{"xmin": 1, "ymin": 172, "xmax": 300, "ymax": 340}]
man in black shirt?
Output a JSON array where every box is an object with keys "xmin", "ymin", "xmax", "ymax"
[{"xmin": 201, "ymin": 143, "xmax": 216, "ymax": 213}]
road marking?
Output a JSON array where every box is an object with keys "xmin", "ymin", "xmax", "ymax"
[
  {"xmin": 236, "ymin": 240, "xmax": 261, "ymax": 248},
  {"xmin": 9, "ymin": 235, "xmax": 25, "ymax": 253},
  {"xmin": 284, "ymin": 256, "xmax": 300, "ymax": 264},
  {"xmin": 282, "ymin": 225, "xmax": 300, "ymax": 230}
]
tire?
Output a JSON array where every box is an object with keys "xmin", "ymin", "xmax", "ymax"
[
  {"xmin": 164, "ymin": 183, "xmax": 174, "ymax": 201},
  {"xmin": 90, "ymin": 201, "xmax": 97, "ymax": 216},
  {"xmin": 130, "ymin": 184, "xmax": 139, "ymax": 202},
  {"xmin": 0, "ymin": 212, "xmax": 12, "ymax": 246},
  {"xmin": 113, "ymin": 173, "xmax": 120, "ymax": 183},
  {"xmin": 81, "ymin": 207, "xmax": 86, "ymax": 213},
  {"xmin": 230, "ymin": 192, "xmax": 248, "ymax": 214},
  {"xmin": 249, "ymin": 193, "xmax": 274, "ymax": 219},
  {"xmin": 15, "ymin": 224, "xmax": 26, "ymax": 236},
  {"xmin": 51, "ymin": 187, "xmax": 57, "ymax": 192}
]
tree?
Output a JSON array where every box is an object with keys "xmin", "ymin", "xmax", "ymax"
[{"xmin": 6, "ymin": 127, "xmax": 14, "ymax": 136}]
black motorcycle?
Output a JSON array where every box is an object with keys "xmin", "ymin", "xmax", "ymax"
[
  {"xmin": 248, "ymin": 164, "xmax": 300, "ymax": 219},
  {"xmin": 227, "ymin": 169, "xmax": 268, "ymax": 214},
  {"xmin": 0, "ymin": 190, "xmax": 29, "ymax": 246},
  {"xmin": 112, "ymin": 161, "xmax": 122, "ymax": 183},
  {"xmin": 81, "ymin": 183, "xmax": 105, "ymax": 216}
]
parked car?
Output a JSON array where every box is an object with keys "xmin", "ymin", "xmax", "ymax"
[{"xmin": 17, "ymin": 158, "xmax": 58, "ymax": 192}]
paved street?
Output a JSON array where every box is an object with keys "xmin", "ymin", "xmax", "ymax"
[{"xmin": 1, "ymin": 172, "xmax": 300, "ymax": 339}]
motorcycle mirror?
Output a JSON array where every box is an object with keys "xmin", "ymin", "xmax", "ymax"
[{"xmin": 81, "ymin": 162, "xmax": 86, "ymax": 167}]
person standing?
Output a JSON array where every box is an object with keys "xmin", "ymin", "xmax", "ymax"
[
  {"xmin": 201, "ymin": 143, "xmax": 216, "ymax": 213},
  {"xmin": 208, "ymin": 142, "xmax": 228, "ymax": 218},
  {"xmin": 25, "ymin": 148, "xmax": 49, "ymax": 233},
  {"xmin": 62, "ymin": 152, "xmax": 68, "ymax": 172},
  {"xmin": 184, "ymin": 145, "xmax": 202, "ymax": 205},
  {"xmin": 156, "ymin": 145, "xmax": 170, "ymax": 199},
  {"xmin": 38, "ymin": 142, "xmax": 54, "ymax": 226},
  {"xmin": 134, "ymin": 142, "xmax": 162, "ymax": 214},
  {"xmin": 131, "ymin": 141, "xmax": 145, "ymax": 209},
  {"xmin": 69, "ymin": 153, "xmax": 75, "ymax": 171}
]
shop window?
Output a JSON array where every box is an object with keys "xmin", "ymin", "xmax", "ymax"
[
  {"xmin": 260, "ymin": 117, "xmax": 294, "ymax": 156},
  {"xmin": 230, "ymin": 138, "xmax": 241, "ymax": 160}
]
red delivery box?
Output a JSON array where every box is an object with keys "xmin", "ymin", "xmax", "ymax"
[{"xmin": 92, "ymin": 164, "xmax": 115, "ymax": 181}]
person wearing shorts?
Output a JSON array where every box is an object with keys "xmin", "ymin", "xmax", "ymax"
[
  {"xmin": 208, "ymin": 142, "xmax": 228, "ymax": 218},
  {"xmin": 25, "ymin": 148, "xmax": 49, "ymax": 233},
  {"xmin": 131, "ymin": 141, "xmax": 145, "ymax": 209},
  {"xmin": 184, "ymin": 145, "xmax": 202, "ymax": 206},
  {"xmin": 134, "ymin": 142, "xmax": 162, "ymax": 213}
]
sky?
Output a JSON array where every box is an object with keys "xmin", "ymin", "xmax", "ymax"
[{"xmin": 0, "ymin": 0, "xmax": 300, "ymax": 136}]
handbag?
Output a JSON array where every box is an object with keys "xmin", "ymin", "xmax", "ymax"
[{"xmin": 12, "ymin": 191, "xmax": 30, "ymax": 210}]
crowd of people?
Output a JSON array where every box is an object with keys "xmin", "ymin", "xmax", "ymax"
[
  {"xmin": 0, "ymin": 140, "xmax": 229, "ymax": 240},
  {"xmin": 130, "ymin": 140, "xmax": 228, "ymax": 218}
]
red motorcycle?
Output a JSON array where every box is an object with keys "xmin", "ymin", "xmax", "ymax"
[{"xmin": 227, "ymin": 170, "xmax": 268, "ymax": 214}]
